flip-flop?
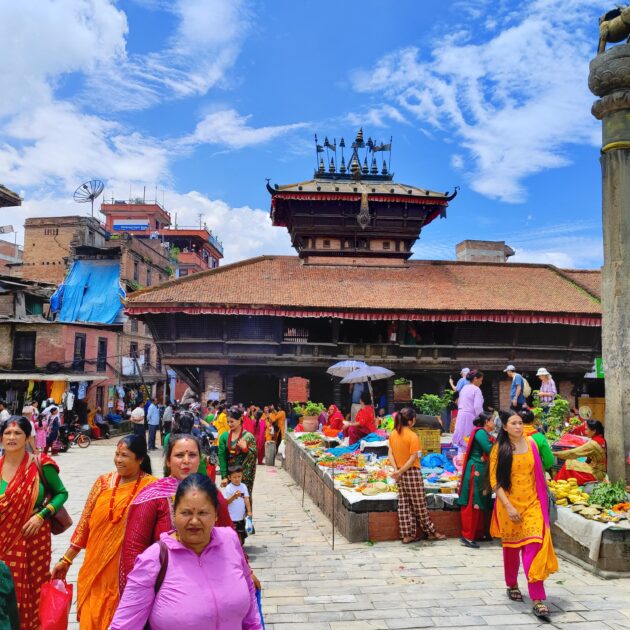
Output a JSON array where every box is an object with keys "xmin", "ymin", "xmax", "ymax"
[{"xmin": 460, "ymin": 537, "xmax": 480, "ymax": 549}]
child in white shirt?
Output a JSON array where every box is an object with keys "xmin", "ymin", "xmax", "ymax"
[{"xmin": 222, "ymin": 466, "xmax": 252, "ymax": 544}]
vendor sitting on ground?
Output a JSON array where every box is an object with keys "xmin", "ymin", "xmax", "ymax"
[
  {"xmin": 554, "ymin": 419, "xmax": 607, "ymax": 484},
  {"xmin": 343, "ymin": 391, "xmax": 376, "ymax": 445},
  {"xmin": 321, "ymin": 404, "xmax": 345, "ymax": 437}
]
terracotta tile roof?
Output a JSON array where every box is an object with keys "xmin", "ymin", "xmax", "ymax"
[
  {"xmin": 557, "ymin": 269, "xmax": 601, "ymax": 300},
  {"xmin": 127, "ymin": 256, "xmax": 601, "ymax": 324}
]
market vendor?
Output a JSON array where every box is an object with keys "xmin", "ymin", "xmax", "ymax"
[
  {"xmin": 554, "ymin": 420, "xmax": 607, "ymax": 484},
  {"xmin": 343, "ymin": 391, "xmax": 376, "ymax": 445},
  {"xmin": 520, "ymin": 409, "xmax": 554, "ymax": 471},
  {"xmin": 322, "ymin": 405, "xmax": 345, "ymax": 438},
  {"xmin": 457, "ymin": 412, "xmax": 495, "ymax": 548}
]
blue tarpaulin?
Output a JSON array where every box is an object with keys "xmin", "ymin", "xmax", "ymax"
[{"xmin": 58, "ymin": 260, "xmax": 125, "ymax": 324}]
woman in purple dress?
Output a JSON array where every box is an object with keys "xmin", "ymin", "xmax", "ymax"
[{"xmin": 452, "ymin": 370, "xmax": 484, "ymax": 453}]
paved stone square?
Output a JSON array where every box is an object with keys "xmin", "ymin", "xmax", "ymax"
[{"xmin": 53, "ymin": 439, "xmax": 630, "ymax": 629}]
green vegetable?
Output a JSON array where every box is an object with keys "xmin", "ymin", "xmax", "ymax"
[
  {"xmin": 413, "ymin": 390, "xmax": 454, "ymax": 416},
  {"xmin": 588, "ymin": 480, "xmax": 629, "ymax": 509},
  {"xmin": 293, "ymin": 401, "xmax": 326, "ymax": 416}
]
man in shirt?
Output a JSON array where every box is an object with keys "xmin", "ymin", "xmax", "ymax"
[
  {"xmin": 130, "ymin": 403, "xmax": 146, "ymax": 442},
  {"xmin": 0, "ymin": 401, "xmax": 10, "ymax": 423},
  {"xmin": 162, "ymin": 402, "xmax": 174, "ymax": 437},
  {"xmin": 147, "ymin": 398, "xmax": 160, "ymax": 450},
  {"xmin": 449, "ymin": 368, "xmax": 470, "ymax": 393},
  {"xmin": 504, "ymin": 365, "xmax": 526, "ymax": 410},
  {"xmin": 350, "ymin": 382, "xmax": 365, "ymax": 422}
]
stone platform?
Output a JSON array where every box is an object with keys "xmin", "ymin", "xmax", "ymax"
[{"xmin": 285, "ymin": 433, "xmax": 461, "ymax": 542}]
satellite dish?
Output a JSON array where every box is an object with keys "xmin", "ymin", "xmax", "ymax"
[{"xmin": 73, "ymin": 179, "xmax": 105, "ymax": 217}]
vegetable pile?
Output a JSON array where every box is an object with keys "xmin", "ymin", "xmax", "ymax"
[{"xmin": 588, "ymin": 480, "xmax": 629, "ymax": 509}]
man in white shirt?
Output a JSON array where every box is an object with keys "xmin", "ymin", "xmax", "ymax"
[
  {"xmin": 0, "ymin": 401, "xmax": 10, "ymax": 423},
  {"xmin": 130, "ymin": 404, "xmax": 146, "ymax": 442}
]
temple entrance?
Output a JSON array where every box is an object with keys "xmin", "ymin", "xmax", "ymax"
[{"xmin": 233, "ymin": 373, "xmax": 280, "ymax": 407}]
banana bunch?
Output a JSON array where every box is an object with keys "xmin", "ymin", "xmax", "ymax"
[{"xmin": 547, "ymin": 478, "xmax": 589, "ymax": 507}]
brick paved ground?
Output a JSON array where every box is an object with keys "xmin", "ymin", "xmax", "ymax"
[{"xmin": 52, "ymin": 438, "xmax": 630, "ymax": 630}]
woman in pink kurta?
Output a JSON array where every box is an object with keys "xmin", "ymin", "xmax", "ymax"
[
  {"xmin": 452, "ymin": 371, "xmax": 485, "ymax": 453},
  {"xmin": 111, "ymin": 474, "xmax": 261, "ymax": 630}
]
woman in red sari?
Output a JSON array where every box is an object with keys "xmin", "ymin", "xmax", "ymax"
[
  {"xmin": 344, "ymin": 391, "xmax": 376, "ymax": 445},
  {"xmin": 0, "ymin": 416, "xmax": 69, "ymax": 630},
  {"xmin": 322, "ymin": 405, "xmax": 345, "ymax": 438},
  {"xmin": 119, "ymin": 434, "xmax": 233, "ymax": 593}
]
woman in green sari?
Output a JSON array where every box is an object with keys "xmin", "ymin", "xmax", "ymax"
[
  {"xmin": 218, "ymin": 407, "xmax": 257, "ymax": 498},
  {"xmin": 457, "ymin": 412, "xmax": 496, "ymax": 548}
]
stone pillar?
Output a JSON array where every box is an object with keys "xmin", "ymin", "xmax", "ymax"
[
  {"xmin": 279, "ymin": 375, "xmax": 288, "ymax": 408},
  {"xmin": 332, "ymin": 379, "xmax": 342, "ymax": 410},
  {"xmin": 589, "ymin": 43, "xmax": 630, "ymax": 483},
  {"xmin": 386, "ymin": 378, "xmax": 395, "ymax": 413}
]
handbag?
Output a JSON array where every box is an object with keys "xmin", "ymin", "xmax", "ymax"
[
  {"xmin": 144, "ymin": 540, "xmax": 169, "ymax": 630},
  {"xmin": 34, "ymin": 456, "xmax": 73, "ymax": 535}
]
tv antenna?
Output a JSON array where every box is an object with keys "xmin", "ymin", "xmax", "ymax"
[{"xmin": 73, "ymin": 179, "xmax": 105, "ymax": 217}]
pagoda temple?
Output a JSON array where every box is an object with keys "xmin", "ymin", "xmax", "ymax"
[{"xmin": 126, "ymin": 131, "xmax": 602, "ymax": 410}]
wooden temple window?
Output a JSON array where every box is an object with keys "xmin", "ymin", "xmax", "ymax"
[
  {"xmin": 229, "ymin": 316, "xmax": 276, "ymax": 341},
  {"xmin": 383, "ymin": 241, "xmax": 391, "ymax": 250},
  {"xmin": 323, "ymin": 239, "xmax": 331, "ymax": 249}
]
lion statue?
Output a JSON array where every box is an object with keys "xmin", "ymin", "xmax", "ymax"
[{"xmin": 599, "ymin": 4, "xmax": 630, "ymax": 53}]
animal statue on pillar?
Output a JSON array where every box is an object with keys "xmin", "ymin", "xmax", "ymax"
[{"xmin": 599, "ymin": 4, "xmax": 630, "ymax": 54}]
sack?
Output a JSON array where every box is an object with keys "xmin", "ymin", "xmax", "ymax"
[
  {"xmin": 144, "ymin": 540, "xmax": 169, "ymax": 630},
  {"xmin": 35, "ymin": 457, "xmax": 73, "ymax": 535},
  {"xmin": 39, "ymin": 579, "xmax": 72, "ymax": 630},
  {"xmin": 522, "ymin": 378, "xmax": 532, "ymax": 399}
]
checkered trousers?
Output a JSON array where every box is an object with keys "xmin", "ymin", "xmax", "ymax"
[{"xmin": 397, "ymin": 468, "xmax": 436, "ymax": 539}]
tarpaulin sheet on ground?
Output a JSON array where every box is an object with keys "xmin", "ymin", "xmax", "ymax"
[{"xmin": 57, "ymin": 260, "xmax": 124, "ymax": 324}]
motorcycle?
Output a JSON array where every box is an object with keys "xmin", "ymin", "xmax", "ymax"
[{"xmin": 57, "ymin": 422, "xmax": 91, "ymax": 452}]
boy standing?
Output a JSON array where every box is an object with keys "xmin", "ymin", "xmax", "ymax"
[{"xmin": 223, "ymin": 465, "xmax": 252, "ymax": 545}]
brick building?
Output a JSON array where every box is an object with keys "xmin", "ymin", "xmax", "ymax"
[
  {"xmin": 10, "ymin": 215, "xmax": 173, "ymax": 409},
  {"xmin": 100, "ymin": 199, "xmax": 223, "ymax": 276},
  {"xmin": 0, "ymin": 274, "xmax": 116, "ymax": 411}
]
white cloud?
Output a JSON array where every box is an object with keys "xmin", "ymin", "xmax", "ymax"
[
  {"xmin": 352, "ymin": 0, "xmax": 608, "ymax": 203},
  {"xmin": 184, "ymin": 109, "xmax": 309, "ymax": 150},
  {"xmin": 87, "ymin": 0, "xmax": 251, "ymax": 111},
  {"xmin": 345, "ymin": 105, "xmax": 408, "ymax": 128}
]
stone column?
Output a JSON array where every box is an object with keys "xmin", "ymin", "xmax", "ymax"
[{"xmin": 589, "ymin": 43, "xmax": 630, "ymax": 483}]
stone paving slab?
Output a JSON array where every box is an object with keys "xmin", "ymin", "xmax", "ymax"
[{"xmin": 48, "ymin": 439, "xmax": 630, "ymax": 629}]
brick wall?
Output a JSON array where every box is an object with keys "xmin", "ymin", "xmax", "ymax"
[
  {"xmin": 0, "ymin": 294, "xmax": 13, "ymax": 317},
  {"xmin": 20, "ymin": 216, "xmax": 106, "ymax": 285},
  {"xmin": 288, "ymin": 377, "xmax": 309, "ymax": 402}
]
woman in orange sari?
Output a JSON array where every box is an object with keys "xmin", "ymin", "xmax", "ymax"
[
  {"xmin": 0, "ymin": 416, "xmax": 68, "ymax": 630},
  {"xmin": 51, "ymin": 435, "xmax": 155, "ymax": 630}
]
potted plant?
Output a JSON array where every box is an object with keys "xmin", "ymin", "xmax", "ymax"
[
  {"xmin": 412, "ymin": 390, "xmax": 454, "ymax": 429},
  {"xmin": 394, "ymin": 377, "xmax": 412, "ymax": 402},
  {"xmin": 293, "ymin": 401, "xmax": 326, "ymax": 432}
]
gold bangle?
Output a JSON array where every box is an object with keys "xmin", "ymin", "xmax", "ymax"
[
  {"xmin": 45, "ymin": 502, "xmax": 56, "ymax": 515},
  {"xmin": 62, "ymin": 555, "xmax": 73, "ymax": 566},
  {"xmin": 35, "ymin": 513, "xmax": 45, "ymax": 522}
]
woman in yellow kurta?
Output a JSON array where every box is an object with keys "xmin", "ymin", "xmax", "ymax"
[
  {"xmin": 51, "ymin": 435, "xmax": 155, "ymax": 629},
  {"xmin": 490, "ymin": 413, "xmax": 558, "ymax": 620}
]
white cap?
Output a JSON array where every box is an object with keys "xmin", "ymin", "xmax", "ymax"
[
  {"xmin": 461, "ymin": 367, "xmax": 470, "ymax": 375},
  {"xmin": 503, "ymin": 364, "xmax": 516, "ymax": 372},
  {"xmin": 536, "ymin": 368, "xmax": 550, "ymax": 377}
]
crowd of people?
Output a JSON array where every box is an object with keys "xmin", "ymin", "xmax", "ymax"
[
  {"xmin": 0, "ymin": 399, "xmax": 270, "ymax": 630},
  {"xmin": 0, "ymin": 370, "xmax": 610, "ymax": 628}
]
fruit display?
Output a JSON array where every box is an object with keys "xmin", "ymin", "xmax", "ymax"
[{"xmin": 547, "ymin": 478, "xmax": 589, "ymax": 506}]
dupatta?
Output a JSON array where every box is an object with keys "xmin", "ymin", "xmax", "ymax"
[
  {"xmin": 456, "ymin": 427, "xmax": 492, "ymax": 496},
  {"xmin": 528, "ymin": 438, "xmax": 559, "ymax": 582}
]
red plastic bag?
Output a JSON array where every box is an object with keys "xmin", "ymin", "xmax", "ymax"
[{"xmin": 39, "ymin": 579, "xmax": 73, "ymax": 630}]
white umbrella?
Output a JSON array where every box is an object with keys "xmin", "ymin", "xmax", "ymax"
[
  {"xmin": 326, "ymin": 360, "xmax": 367, "ymax": 378},
  {"xmin": 340, "ymin": 365, "xmax": 395, "ymax": 407},
  {"xmin": 339, "ymin": 365, "xmax": 395, "ymax": 384}
]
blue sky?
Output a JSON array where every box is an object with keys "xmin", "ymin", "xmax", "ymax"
[{"xmin": 0, "ymin": 0, "xmax": 610, "ymax": 267}]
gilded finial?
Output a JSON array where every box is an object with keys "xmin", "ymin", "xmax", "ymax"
[
  {"xmin": 339, "ymin": 156, "xmax": 347, "ymax": 174},
  {"xmin": 382, "ymin": 160, "xmax": 388, "ymax": 175},
  {"xmin": 319, "ymin": 158, "xmax": 325, "ymax": 173},
  {"xmin": 370, "ymin": 157, "xmax": 378, "ymax": 175},
  {"xmin": 329, "ymin": 158, "xmax": 336, "ymax": 173},
  {"xmin": 362, "ymin": 157, "xmax": 369, "ymax": 174}
]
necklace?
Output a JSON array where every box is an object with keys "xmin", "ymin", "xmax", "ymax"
[
  {"xmin": 228, "ymin": 428, "xmax": 243, "ymax": 455},
  {"xmin": 108, "ymin": 473, "xmax": 143, "ymax": 524}
]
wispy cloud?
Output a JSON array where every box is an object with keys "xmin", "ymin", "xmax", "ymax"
[
  {"xmin": 183, "ymin": 109, "xmax": 309, "ymax": 150},
  {"xmin": 352, "ymin": 0, "xmax": 608, "ymax": 203}
]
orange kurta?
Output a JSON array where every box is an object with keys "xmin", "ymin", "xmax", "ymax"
[
  {"xmin": 72, "ymin": 471, "xmax": 155, "ymax": 630},
  {"xmin": 489, "ymin": 440, "xmax": 543, "ymax": 548}
]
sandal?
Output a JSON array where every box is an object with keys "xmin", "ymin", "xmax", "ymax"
[
  {"xmin": 402, "ymin": 536, "xmax": 423, "ymax": 544},
  {"xmin": 506, "ymin": 586, "xmax": 523, "ymax": 602},
  {"xmin": 532, "ymin": 602, "xmax": 550, "ymax": 620}
]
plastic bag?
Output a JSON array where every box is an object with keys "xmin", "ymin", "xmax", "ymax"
[
  {"xmin": 245, "ymin": 515, "xmax": 254, "ymax": 535},
  {"xmin": 39, "ymin": 579, "xmax": 73, "ymax": 630}
]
